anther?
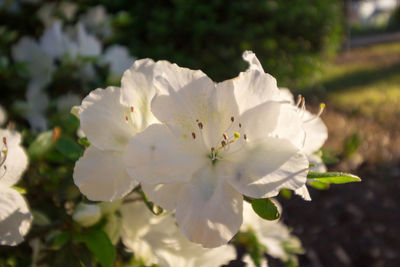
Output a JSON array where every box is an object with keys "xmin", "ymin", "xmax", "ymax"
[
  {"xmin": 221, "ymin": 140, "xmax": 226, "ymax": 147},
  {"xmin": 234, "ymin": 132, "xmax": 240, "ymax": 139},
  {"xmin": 239, "ymin": 123, "xmax": 242, "ymax": 128},
  {"xmin": 296, "ymin": 94, "xmax": 302, "ymax": 107},
  {"xmin": 198, "ymin": 122, "xmax": 203, "ymax": 130},
  {"xmin": 231, "ymin": 116, "xmax": 234, "ymax": 122},
  {"xmin": 223, "ymin": 133, "xmax": 228, "ymax": 140},
  {"xmin": 125, "ymin": 115, "xmax": 129, "ymax": 121},
  {"xmin": 130, "ymin": 106, "xmax": 134, "ymax": 112},
  {"xmin": 211, "ymin": 147, "xmax": 215, "ymax": 153},
  {"xmin": 243, "ymin": 134, "xmax": 247, "ymax": 140},
  {"xmin": 196, "ymin": 119, "xmax": 199, "ymax": 122},
  {"xmin": 192, "ymin": 132, "xmax": 196, "ymax": 139},
  {"xmin": 2, "ymin": 137, "xmax": 6, "ymax": 145}
]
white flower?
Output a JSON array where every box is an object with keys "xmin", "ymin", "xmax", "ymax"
[
  {"xmin": 120, "ymin": 195, "xmax": 236, "ymax": 267},
  {"xmin": 79, "ymin": 5, "xmax": 112, "ymax": 38},
  {"xmin": 25, "ymin": 88, "xmax": 49, "ymax": 132},
  {"xmin": 72, "ymin": 203, "xmax": 101, "ymax": 227},
  {"xmin": 125, "ymin": 51, "xmax": 309, "ymax": 247},
  {"xmin": 241, "ymin": 202, "xmax": 302, "ymax": 262},
  {"xmin": 73, "ymin": 59, "xmax": 167, "ymax": 201},
  {"xmin": 243, "ymin": 254, "xmax": 268, "ymax": 267},
  {"xmin": 279, "ymin": 88, "xmax": 328, "ymax": 200},
  {"xmin": 37, "ymin": 2, "xmax": 77, "ymax": 27},
  {"xmin": 0, "ymin": 129, "xmax": 32, "ymax": 246},
  {"xmin": 100, "ymin": 45, "xmax": 136, "ymax": 78}
]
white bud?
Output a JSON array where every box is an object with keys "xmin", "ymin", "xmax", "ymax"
[{"xmin": 72, "ymin": 203, "xmax": 101, "ymax": 227}]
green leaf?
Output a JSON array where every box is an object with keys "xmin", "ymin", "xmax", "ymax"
[
  {"xmin": 78, "ymin": 137, "xmax": 90, "ymax": 148},
  {"xmin": 74, "ymin": 229, "xmax": 116, "ymax": 267},
  {"xmin": 251, "ymin": 198, "xmax": 280, "ymax": 221},
  {"xmin": 308, "ymin": 180, "xmax": 330, "ymax": 190},
  {"xmin": 307, "ymin": 171, "xmax": 361, "ymax": 184},
  {"xmin": 55, "ymin": 136, "xmax": 83, "ymax": 161},
  {"xmin": 28, "ymin": 130, "xmax": 55, "ymax": 160}
]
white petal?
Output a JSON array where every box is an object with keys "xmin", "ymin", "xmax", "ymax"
[
  {"xmin": 294, "ymin": 185, "xmax": 311, "ymax": 201},
  {"xmin": 76, "ymin": 23, "xmax": 102, "ymax": 57},
  {"xmin": 100, "ymin": 45, "xmax": 135, "ymax": 77},
  {"xmin": 79, "ymin": 86, "xmax": 135, "ymax": 151},
  {"xmin": 120, "ymin": 58, "xmax": 158, "ymax": 131},
  {"xmin": 302, "ymin": 111, "xmax": 328, "ymax": 155},
  {"xmin": 73, "ymin": 146, "xmax": 137, "ymax": 201},
  {"xmin": 222, "ymin": 137, "xmax": 309, "ymax": 199},
  {"xmin": 125, "ymin": 124, "xmax": 204, "ymax": 184},
  {"xmin": 0, "ymin": 105, "xmax": 6, "ymax": 126},
  {"xmin": 175, "ymin": 166, "xmax": 243, "ymax": 248},
  {"xmin": 243, "ymin": 254, "xmax": 268, "ymax": 267},
  {"xmin": 231, "ymin": 52, "xmax": 280, "ymax": 113},
  {"xmin": 278, "ymin": 87, "xmax": 295, "ymax": 104},
  {"xmin": 153, "ymin": 74, "xmax": 239, "ymax": 149},
  {"xmin": 39, "ymin": 21, "xmax": 70, "ymax": 59},
  {"xmin": 141, "ymin": 183, "xmax": 184, "ymax": 211},
  {"xmin": 0, "ymin": 129, "xmax": 28, "ymax": 187},
  {"xmin": 308, "ymin": 154, "xmax": 327, "ymax": 172},
  {"xmin": 0, "ymin": 187, "xmax": 32, "ymax": 246}
]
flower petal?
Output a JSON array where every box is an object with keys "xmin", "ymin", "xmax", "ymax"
[
  {"xmin": 302, "ymin": 111, "xmax": 328, "ymax": 155},
  {"xmin": 175, "ymin": 166, "xmax": 243, "ymax": 248},
  {"xmin": 0, "ymin": 129, "xmax": 28, "ymax": 187},
  {"xmin": 231, "ymin": 51, "xmax": 280, "ymax": 113},
  {"xmin": 73, "ymin": 146, "xmax": 137, "ymax": 201},
  {"xmin": 222, "ymin": 137, "xmax": 309, "ymax": 199},
  {"xmin": 79, "ymin": 86, "xmax": 135, "ymax": 151},
  {"xmin": 141, "ymin": 183, "xmax": 184, "ymax": 211},
  {"xmin": 125, "ymin": 124, "xmax": 204, "ymax": 184},
  {"xmin": 0, "ymin": 187, "xmax": 32, "ymax": 246},
  {"xmin": 294, "ymin": 185, "xmax": 311, "ymax": 201}
]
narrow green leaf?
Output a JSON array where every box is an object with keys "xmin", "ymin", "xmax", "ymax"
[
  {"xmin": 74, "ymin": 229, "xmax": 116, "ymax": 267},
  {"xmin": 55, "ymin": 136, "xmax": 83, "ymax": 161},
  {"xmin": 308, "ymin": 180, "xmax": 330, "ymax": 190},
  {"xmin": 251, "ymin": 198, "xmax": 280, "ymax": 221},
  {"xmin": 307, "ymin": 171, "xmax": 361, "ymax": 184}
]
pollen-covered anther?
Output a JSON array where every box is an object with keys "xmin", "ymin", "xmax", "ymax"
[
  {"xmin": 234, "ymin": 132, "xmax": 240, "ymax": 140},
  {"xmin": 317, "ymin": 103, "xmax": 326, "ymax": 117},
  {"xmin": 198, "ymin": 122, "xmax": 203, "ymax": 130},
  {"xmin": 192, "ymin": 132, "xmax": 196, "ymax": 139}
]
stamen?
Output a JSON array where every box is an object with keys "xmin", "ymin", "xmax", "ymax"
[
  {"xmin": 243, "ymin": 134, "xmax": 247, "ymax": 140},
  {"xmin": 125, "ymin": 115, "xmax": 129, "ymax": 121},
  {"xmin": 196, "ymin": 119, "xmax": 199, "ymax": 122},
  {"xmin": 231, "ymin": 116, "xmax": 235, "ymax": 122},
  {"xmin": 296, "ymin": 94, "xmax": 302, "ymax": 107},
  {"xmin": 211, "ymin": 147, "xmax": 215, "ymax": 153},
  {"xmin": 192, "ymin": 132, "xmax": 196, "ymax": 139},
  {"xmin": 2, "ymin": 137, "xmax": 6, "ymax": 146},
  {"xmin": 223, "ymin": 133, "xmax": 228, "ymax": 140},
  {"xmin": 130, "ymin": 106, "xmax": 134, "ymax": 112},
  {"xmin": 316, "ymin": 103, "xmax": 325, "ymax": 117},
  {"xmin": 221, "ymin": 140, "xmax": 226, "ymax": 147},
  {"xmin": 234, "ymin": 132, "xmax": 240, "ymax": 139},
  {"xmin": 198, "ymin": 122, "xmax": 203, "ymax": 130},
  {"xmin": 301, "ymin": 97, "xmax": 306, "ymax": 110},
  {"xmin": 239, "ymin": 123, "xmax": 242, "ymax": 128}
]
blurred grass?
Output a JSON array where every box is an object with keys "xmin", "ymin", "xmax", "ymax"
[{"xmin": 321, "ymin": 42, "xmax": 400, "ymax": 119}]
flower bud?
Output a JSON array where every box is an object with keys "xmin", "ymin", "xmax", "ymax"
[{"xmin": 72, "ymin": 203, "xmax": 101, "ymax": 227}]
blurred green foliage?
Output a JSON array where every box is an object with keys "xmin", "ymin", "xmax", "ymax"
[{"xmin": 92, "ymin": 0, "xmax": 343, "ymax": 88}]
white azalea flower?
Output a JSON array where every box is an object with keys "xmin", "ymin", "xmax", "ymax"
[
  {"xmin": 100, "ymin": 45, "xmax": 136, "ymax": 78},
  {"xmin": 120, "ymin": 195, "xmax": 236, "ymax": 267},
  {"xmin": 243, "ymin": 254, "xmax": 268, "ymax": 267},
  {"xmin": 80, "ymin": 5, "xmax": 112, "ymax": 38},
  {"xmin": 25, "ymin": 88, "xmax": 49, "ymax": 132},
  {"xmin": 37, "ymin": 2, "xmax": 77, "ymax": 27},
  {"xmin": 73, "ymin": 59, "xmax": 170, "ymax": 201},
  {"xmin": 125, "ymin": 51, "xmax": 309, "ymax": 247},
  {"xmin": 279, "ymin": 88, "xmax": 328, "ymax": 200},
  {"xmin": 241, "ymin": 202, "xmax": 302, "ymax": 262},
  {"xmin": 0, "ymin": 128, "xmax": 32, "ymax": 246}
]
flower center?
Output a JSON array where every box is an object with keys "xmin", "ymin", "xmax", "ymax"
[{"xmin": 189, "ymin": 115, "xmax": 248, "ymax": 163}]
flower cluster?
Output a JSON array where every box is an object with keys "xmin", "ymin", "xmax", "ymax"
[{"xmin": 73, "ymin": 50, "xmax": 327, "ymax": 252}]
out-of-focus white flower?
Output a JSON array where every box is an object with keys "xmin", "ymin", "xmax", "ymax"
[
  {"xmin": 0, "ymin": 105, "xmax": 7, "ymax": 126},
  {"xmin": 0, "ymin": 129, "xmax": 32, "ymax": 246},
  {"xmin": 80, "ymin": 5, "xmax": 112, "ymax": 38},
  {"xmin": 72, "ymin": 203, "xmax": 101, "ymax": 227},
  {"xmin": 38, "ymin": 2, "xmax": 78, "ymax": 28},
  {"xmin": 243, "ymin": 254, "xmax": 268, "ymax": 267},
  {"xmin": 120, "ymin": 195, "xmax": 236, "ymax": 267},
  {"xmin": 12, "ymin": 36, "xmax": 55, "ymax": 90},
  {"xmin": 125, "ymin": 51, "xmax": 308, "ymax": 247},
  {"xmin": 56, "ymin": 93, "xmax": 81, "ymax": 113},
  {"xmin": 100, "ymin": 45, "xmax": 136, "ymax": 78},
  {"xmin": 73, "ymin": 58, "xmax": 167, "ymax": 201},
  {"xmin": 279, "ymin": 88, "xmax": 328, "ymax": 200},
  {"xmin": 25, "ymin": 88, "xmax": 49, "ymax": 132}
]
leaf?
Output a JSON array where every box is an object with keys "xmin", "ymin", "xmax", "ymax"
[
  {"xmin": 251, "ymin": 198, "xmax": 280, "ymax": 221},
  {"xmin": 307, "ymin": 171, "xmax": 361, "ymax": 184},
  {"xmin": 308, "ymin": 180, "xmax": 330, "ymax": 190},
  {"xmin": 28, "ymin": 130, "xmax": 55, "ymax": 160},
  {"xmin": 55, "ymin": 136, "xmax": 83, "ymax": 161},
  {"xmin": 73, "ymin": 229, "xmax": 116, "ymax": 267},
  {"xmin": 78, "ymin": 137, "xmax": 90, "ymax": 147}
]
